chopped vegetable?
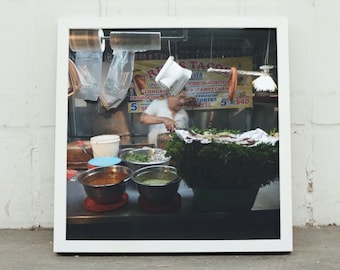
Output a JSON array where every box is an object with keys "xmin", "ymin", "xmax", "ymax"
[
  {"xmin": 125, "ymin": 152, "xmax": 151, "ymax": 163},
  {"xmin": 125, "ymin": 150, "xmax": 169, "ymax": 163}
]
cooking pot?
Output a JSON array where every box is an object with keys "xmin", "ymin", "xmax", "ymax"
[
  {"xmin": 132, "ymin": 165, "xmax": 181, "ymax": 204},
  {"xmin": 157, "ymin": 133, "xmax": 171, "ymax": 150},
  {"xmin": 78, "ymin": 165, "xmax": 132, "ymax": 204}
]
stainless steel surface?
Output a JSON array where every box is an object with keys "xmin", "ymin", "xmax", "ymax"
[
  {"xmin": 110, "ymin": 32, "xmax": 161, "ymax": 51},
  {"xmin": 77, "ymin": 165, "xmax": 132, "ymax": 204},
  {"xmin": 67, "ymin": 175, "xmax": 280, "ymax": 240},
  {"xmin": 132, "ymin": 165, "xmax": 181, "ymax": 204},
  {"xmin": 69, "ymin": 29, "xmax": 105, "ymax": 52}
]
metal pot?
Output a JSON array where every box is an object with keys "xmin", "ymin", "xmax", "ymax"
[
  {"xmin": 157, "ymin": 133, "xmax": 171, "ymax": 150},
  {"xmin": 132, "ymin": 165, "xmax": 181, "ymax": 204},
  {"xmin": 78, "ymin": 165, "xmax": 132, "ymax": 204},
  {"xmin": 119, "ymin": 148, "xmax": 171, "ymax": 171}
]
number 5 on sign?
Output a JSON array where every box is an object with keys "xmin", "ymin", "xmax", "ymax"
[
  {"xmin": 221, "ymin": 98, "xmax": 227, "ymax": 107},
  {"xmin": 129, "ymin": 102, "xmax": 138, "ymax": 112}
]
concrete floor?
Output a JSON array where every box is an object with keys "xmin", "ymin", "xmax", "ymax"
[{"xmin": 1, "ymin": 226, "xmax": 339, "ymax": 270}]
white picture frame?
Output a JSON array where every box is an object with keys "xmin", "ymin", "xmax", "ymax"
[{"xmin": 53, "ymin": 16, "xmax": 292, "ymax": 253}]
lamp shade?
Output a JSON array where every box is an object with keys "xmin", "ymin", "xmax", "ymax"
[{"xmin": 155, "ymin": 56, "xmax": 192, "ymax": 96}]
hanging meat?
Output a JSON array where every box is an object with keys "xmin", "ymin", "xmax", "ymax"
[{"xmin": 228, "ymin": 67, "xmax": 238, "ymax": 102}]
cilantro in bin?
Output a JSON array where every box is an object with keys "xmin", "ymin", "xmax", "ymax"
[{"xmin": 166, "ymin": 129, "xmax": 279, "ymax": 190}]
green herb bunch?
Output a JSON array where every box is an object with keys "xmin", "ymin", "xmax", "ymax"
[{"xmin": 166, "ymin": 132, "xmax": 279, "ymax": 189}]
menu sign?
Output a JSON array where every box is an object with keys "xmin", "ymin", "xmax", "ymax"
[{"xmin": 128, "ymin": 57, "xmax": 253, "ymax": 113}]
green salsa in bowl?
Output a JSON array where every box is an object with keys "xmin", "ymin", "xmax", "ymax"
[{"xmin": 132, "ymin": 165, "xmax": 181, "ymax": 204}]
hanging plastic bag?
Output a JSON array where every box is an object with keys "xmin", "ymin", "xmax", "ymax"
[
  {"xmin": 68, "ymin": 59, "xmax": 82, "ymax": 96},
  {"xmin": 74, "ymin": 51, "xmax": 103, "ymax": 101},
  {"xmin": 103, "ymin": 50, "xmax": 135, "ymax": 99},
  {"xmin": 99, "ymin": 90, "xmax": 128, "ymax": 110}
]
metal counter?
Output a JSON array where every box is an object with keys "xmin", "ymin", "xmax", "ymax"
[{"xmin": 67, "ymin": 179, "xmax": 280, "ymax": 240}]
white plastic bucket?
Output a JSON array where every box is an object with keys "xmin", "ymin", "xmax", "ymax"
[{"xmin": 90, "ymin": 134, "xmax": 120, "ymax": 158}]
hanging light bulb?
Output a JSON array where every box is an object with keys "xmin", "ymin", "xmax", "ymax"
[
  {"xmin": 252, "ymin": 65, "xmax": 277, "ymax": 92},
  {"xmin": 207, "ymin": 30, "xmax": 277, "ymax": 92},
  {"xmin": 207, "ymin": 65, "xmax": 277, "ymax": 92},
  {"xmin": 252, "ymin": 30, "xmax": 277, "ymax": 92}
]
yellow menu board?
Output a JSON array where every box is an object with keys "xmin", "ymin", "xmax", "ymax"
[{"xmin": 128, "ymin": 57, "xmax": 253, "ymax": 113}]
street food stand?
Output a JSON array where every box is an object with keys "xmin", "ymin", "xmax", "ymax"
[{"xmin": 54, "ymin": 16, "xmax": 291, "ymax": 253}]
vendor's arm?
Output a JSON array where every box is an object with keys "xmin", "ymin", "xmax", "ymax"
[{"xmin": 140, "ymin": 113, "xmax": 177, "ymax": 132}]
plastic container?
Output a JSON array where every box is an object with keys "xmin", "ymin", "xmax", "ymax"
[
  {"xmin": 87, "ymin": 156, "xmax": 121, "ymax": 169},
  {"xmin": 155, "ymin": 56, "xmax": 192, "ymax": 96},
  {"xmin": 90, "ymin": 134, "xmax": 120, "ymax": 158}
]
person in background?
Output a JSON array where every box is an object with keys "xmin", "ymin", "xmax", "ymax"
[{"xmin": 140, "ymin": 88, "xmax": 189, "ymax": 147}]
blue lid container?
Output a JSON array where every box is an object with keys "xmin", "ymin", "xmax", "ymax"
[{"xmin": 87, "ymin": 156, "xmax": 121, "ymax": 169}]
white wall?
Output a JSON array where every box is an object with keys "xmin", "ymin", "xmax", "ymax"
[{"xmin": 0, "ymin": 0, "xmax": 339, "ymax": 228}]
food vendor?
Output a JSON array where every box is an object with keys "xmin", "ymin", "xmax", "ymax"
[{"xmin": 140, "ymin": 88, "xmax": 189, "ymax": 146}]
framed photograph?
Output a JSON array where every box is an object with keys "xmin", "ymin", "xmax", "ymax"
[{"xmin": 54, "ymin": 16, "xmax": 292, "ymax": 253}]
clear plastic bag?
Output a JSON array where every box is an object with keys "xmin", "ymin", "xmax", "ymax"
[
  {"xmin": 74, "ymin": 51, "xmax": 103, "ymax": 101},
  {"xmin": 99, "ymin": 90, "xmax": 127, "ymax": 110},
  {"xmin": 103, "ymin": 50, "xmax": 135, "ymax": 99}
]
